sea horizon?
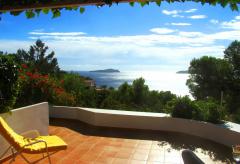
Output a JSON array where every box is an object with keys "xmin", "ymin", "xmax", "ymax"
[{"xmin": 70, "ymin": 70, "xmax": 190, "ymax": 97}]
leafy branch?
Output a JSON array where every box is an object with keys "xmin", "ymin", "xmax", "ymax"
[{"xmin": 0, "ymin": 0, "xmax": 239, "ymax": 19}]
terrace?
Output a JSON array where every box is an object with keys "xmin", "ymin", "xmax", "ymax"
[
  {"xmin": 1, "ymin": 1, "xmax": 240, "ymax": 164},
  {"xmin": 0, "ymin": 102, "xmax": 238, "ymax": 164},
  {"xmin": 1, "ymin": 119, "xmax": 233, "ymax": 164}
]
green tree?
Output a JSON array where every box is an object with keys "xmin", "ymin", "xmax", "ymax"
[
  {"xmin": 223, "ymin": 41, "xmax": 240, "ymax": 112},
  {"xmin": 168, "ymin": 96, "xmax": 201, "ymax": 120},
  {"xmin": 15, "ymin": 39, "xmax": 60, "ymax": 75},
  {"xmin": 195, "ymin": 99, "xmax": 221, "ymax": 123},
  {"xmin": 187, "ymin": 56, "xmax": 232, "ymax": 101},
  {"xmin": 117, "ymin": 82, "xmax": 132, "ymax": 104},
  {"xmin": 131, "ymin": 78, "xmax": 149, "ymax": 105},
  {"xmin": 0, "ymin": 54, "xmax": 19, "ymax": 113},
  {"xmin": 224, "ymin": 40, "xmax": 240, "ymax": 79}
]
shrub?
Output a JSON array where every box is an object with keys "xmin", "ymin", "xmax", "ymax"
[
  {"xmin": 195, "ymin": 99, "xmax": 221, "ymax": 123},
  {"xmin": 16, "ymin": 64, "xmax": 76, "ymax": 107},
  {"xmin": 0, "ymin": 55, "xmax": 19, "ymax": 113},
  {"xmin": 168, "ymin": 96, "xmax": 201, "ymax": 120},
  {"xmin": 52, "ymin": 91, "xmax": 76, "ymax": 106}
]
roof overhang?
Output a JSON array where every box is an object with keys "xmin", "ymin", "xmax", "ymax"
[{"xmin": 0, "ymin": 0, "xmax": 135, "ymax": 12}]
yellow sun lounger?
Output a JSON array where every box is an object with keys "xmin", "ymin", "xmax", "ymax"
[{"xmin": 0, "ymin": 116, "xmax": 67, "ymax": 164}]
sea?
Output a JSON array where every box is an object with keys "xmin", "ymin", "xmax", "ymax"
[{"xmin": 76, "ymin": 71, "xmax": 190, "ymax": 97}]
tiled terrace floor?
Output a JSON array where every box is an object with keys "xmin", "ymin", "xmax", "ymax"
[{"xmin": 3, "ymin": 118, "xmax": 233, "ymax": 164}]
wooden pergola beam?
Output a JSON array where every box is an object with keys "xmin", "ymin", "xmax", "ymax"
[{"xmin": 0, "ymin": 0, "xmax": 136, "ymax": 12}]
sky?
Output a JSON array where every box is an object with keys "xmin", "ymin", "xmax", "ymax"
[{"xmin": 0, "ymin": 2, "xmax": 240, "ymax": 71}]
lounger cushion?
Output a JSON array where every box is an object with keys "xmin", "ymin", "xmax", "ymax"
[
  {"xmin": 0, "ymin": 117, "xmax": 67, "ymax": 154},
  {"xmin": 23, "ymin": 136, "xmax": 67, "ymax": 153}
]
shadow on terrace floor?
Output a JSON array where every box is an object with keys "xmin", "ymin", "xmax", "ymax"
[{"xmin": 50, "ymin": 118, "xmax": 234, "ymax": 163}]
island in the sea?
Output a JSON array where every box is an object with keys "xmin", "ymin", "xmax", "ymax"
[
  {"xmin": 176, "ymin": 70, "xmax": 189, "ymax": 74},
  {"xmin": 90, "ymin": 69, "xmax": 120, "ymax": 73}
]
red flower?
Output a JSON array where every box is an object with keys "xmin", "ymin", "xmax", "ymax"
[
  {"xmin": 21, "ymin": 64, "xmax": 28, "ymax": 69},
  {"xmin": 26, "ymin": 72, "xmax": 33, "ymax": 77},
  {"xmin": 60, "ymin": 80, "xmax": 64, "ymax": 84},
  {"xmin": 18, "ymin": 69, "xmax": 23, "ymax": 73},
  {"xmin": 44, "ymin": 75, "xmax": 49, "ymax": 79},
  {"xmin": 19, "ymin": 75, "xmax": 25, "ymax": 79},
  {"xmin": 30, "ymin": 74, "xmax": 38, "ymax": 79}
]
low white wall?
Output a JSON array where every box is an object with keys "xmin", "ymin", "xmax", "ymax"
[
  {"xmin": 0, "ymin": 102, "xmax": 49, "ymax": 159},
  {"xmin": 50, "ymin": 106, "xmax": 240, "ymax": 147}
]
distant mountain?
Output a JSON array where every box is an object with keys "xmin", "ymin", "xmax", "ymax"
[
  {"xmin": 176, "ymin": 70, "xmax": 189, "ymax": 74},
  {"xmin": 90, "ymin": 69, "xmax": 120, "ymax": 73}
]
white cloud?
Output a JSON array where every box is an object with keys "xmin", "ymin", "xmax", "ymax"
[
  {"xmin": 188, "ymin": 15, "xmax": 207, "ymax": 19},
  {"xmin": 162, "ymin": 10, "xmax": 184, "ymax": 18},
  {"xmin": 32, "ymin": 29, "xmax": 45, "ymax": 32},
  {"xmin": 172, "ymin": 14, "xmax": 184, "ymax": 18},
  {"xmin": 150, "ymin": 28, "xmax": 176, "ymax": 34},
  {"xmin": 221, "ymin": 20, "xmax": 240, "ymax": 30},
  {"xmin": 235, "ymin": 16, "xmax": 240, "ymax": 20},
  {"xmin": 29, "ymin": 32, "xmax": 86, "ymax": 36},
  {"xmin": 185, "ymin": 9, "xmax": 197, "ymax": 13},
  {"xmin": 170, "ymin": 23, "xmax": 191, "ymax": 26},
  {"xmin": 162, "ymin": 9, "xmax": 197, "ymax": 18},
  {"xmin": 3, "ymin": 25, "xmax": 240, "ymax": 71},
  {"xmin": 162, "ymin": 10, "xmax": 179, "ymax": 15},
  {"xmin": 179, "ymin": 32, "xmax": 204, "ymax": 37},
  {"xmin": 210, "ymin": 19, "xmax": 219, "ymax": 24}
]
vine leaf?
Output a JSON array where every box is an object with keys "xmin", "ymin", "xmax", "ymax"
[
  {"xmin": 129, "ymin": 2, "xmax": 135, "ymax": 7},
  {"xmin": 1, "ymin": 0, "xmax": 240, "ymax": 19},
  {"xmin": 52, "ymin": 9, "xmax": 61, "ymax": 18},
  {"xmin": 10, "ymin": 11, "xmax": 23, "ymax": 16},
  {"xmin": 155, "ymin": 0, "xmax": 161, "ymax": 6},
  {"xmin": 230, "ymin": 3, "xmax": 238, "ymax": 11},
  {"xmin": 42, "ymin": 8, "xmax": 49, "ymax": 14},
  {"xmin": 25, "ymin": 10, "xmax": 35, "ymax": 18},
  {"xmin": 80, "ymin": 7, "xmax": 85, "ymax": 14}
]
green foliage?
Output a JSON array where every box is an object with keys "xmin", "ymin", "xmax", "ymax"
[
  {"xmin": 14, "ymin": 39, "xmax": 60, "ymax": 75},
  {"xmin": 0, "ymin": 54, "xmax": 19, "ymax": 113},
  {"xmin": 168, "ymin": 96, "xmax": 200, "ymax": 120},
  {"xmin": 15, "ymin": 62, "xmax": 75, "ymax": 107},
  {"xmin": 224, "ymin": 40, "xmax": 240, "ymax": 79},
  {"xmin": 187, "ymin": 40, "xmax": 240, "ymax": 117},
  {"xmin": 131, "ymin": 78, "xmax": 149, "ymax": 105},
  {"xmin": 99, "ymin": 78, "xmax": 176, "ymax": 113},
  {"xmin": 223, "ymin": 41, "xmax": 240, "ymax": 113},
  {"xmin": 80, "ymin": 7, "xmax": 85, "ymax": 14},
  {"xmin": 117, "ymin": 82, "xmax": 132, "ymax": 104},
  {"xmin": 168, "ymin": 97, "xmax": 221, "ymax": 123},
  {"xmin": 61, "ymin": 73, "xmax": 97, "ymax": 107},
  {"xmin": 187, "ymin": 56, "xmax": 232, "ymax": 100},
  {"xmin": 51, "ymin": 91, "xmax": 76, "ymax": 106},
  {"xmin": 0, "ymin": 0, "xmax": 239, "ymax": 19},
  {"xmin": 195, "ymin": 99, "xmax": 222, "ymax": 123}
]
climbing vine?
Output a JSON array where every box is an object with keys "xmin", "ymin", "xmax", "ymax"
[{"xmin": 0, "ymin": 0, "xmax": 239, "ymax": 19}]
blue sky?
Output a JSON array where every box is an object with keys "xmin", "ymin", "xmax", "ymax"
[{"xmin": 0, "ymin": 2, "xmax": 240, "ymax": 71}]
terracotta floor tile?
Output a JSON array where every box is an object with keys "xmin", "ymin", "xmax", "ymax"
[
  {"xmin": 134, "ymin": 149, "xmax": 150, "ymax": 155},
  {"xmin": 101, "ymin": 150, "xmax": 118, "ymax": 157},
  {"xmin": 147, "ymin": 155, "xmax": 163, "ymax": 162},
  {"xmin": 137, "ymin": 144, "xmax": 152, "ymax": 149},
  {"xmin": 129, "ymin": 159, "xmax": 147, "ymax": 164},
  {"xmin": 132, "ymin": 153, "xmax": 149, "ymax": 161},
  {"xmin": 146, "ymin": 162, "xmax": 163, "ymax": 164},
  {"xmin": 2, "ymin": 119, "xmax": 231, "ymax": 164},
  {"xmin": 115, "ymin": 152, "xmax": 133, "ymax": 159},
  {"xmin": 119, "ymin": 147, "xmax": 135, "ymax": 154},
  {"xmin": 112, "ymin": 158, "xmax": 129, "ymax": 164},
  {"xmin": 95, "ymin": 156, "xmax": 115, "ymax": 163},
  {"xmin": 79, "ymin": 153, "xmax": 100, "ymax": 162}
]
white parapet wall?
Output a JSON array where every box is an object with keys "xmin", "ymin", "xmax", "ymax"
[
  {"xmin": 50, "ymin": 106, "xmax": 240, "ymax": 147},
  {"xmin": 0, "ymin": 102, "xmax": 49, "ymax": 159}
]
